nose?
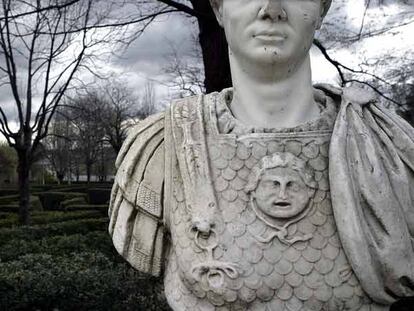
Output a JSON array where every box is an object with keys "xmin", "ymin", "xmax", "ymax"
[
  {"xmin": 278, "ymin": 183, "xmax": 288, "ymax": 200},
  {"xmin": 258, "ymin": 0, "xmax": 288, "ymax": 22}
]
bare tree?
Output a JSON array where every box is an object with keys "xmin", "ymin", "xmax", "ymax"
[
  {"xmin": 0, "ymin": 0, "xmax": 94, "ymax": 224},
  {"xmin": 57, "ymin": 79, "xmax": 157, "ymax": 170},
  {"xmin": 148, "ymin": 0, "xmax": 231, "ymax": 93},
  {"xmin": 163, "ymin": 35, "xmax": 205, "ymax": 97},
  {"xmin": 99, "ymin": 80, "xmax": 141, "ymax": 153},
  {"xmin": 138, "ymin": 80, "xmax": 157, "ymax": 118},
  {"xmin": 45, "ymin": 105, "xmax": 75, "ymax": 183},
  {"xmin": 314, "ymin": 0, "xmax": 414, "ymax": 105},
  {"xmin": 0, "ymin": 0, "xmax": 147, "ymax": 224},
  {"xmin": 66, "ymin": 93, "xmax": 106, "ymax": 183},
  {"xmin": 0, "ymin": 141, "xmax": 17, "ymax": 184}
]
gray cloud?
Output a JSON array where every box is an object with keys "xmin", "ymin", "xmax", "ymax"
[
  {"xmin": 0, "ymin": 87, "xmax": 18, "ymax": 122},
  {"xmin": 113, "ymin": 13, "xmax": 199, "ymax": 75}
]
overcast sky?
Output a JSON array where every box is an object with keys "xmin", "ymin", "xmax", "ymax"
[
  {"xmin": 0, "ymin": 0, "xmax": 413, "ymax": 141},
  {"xmin": 101, "ymin": 0, "xmax": 414, "ymax": 99}
]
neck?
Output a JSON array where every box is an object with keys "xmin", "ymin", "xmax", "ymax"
[{"xmin": 229, "ymin": 53, "xmax": 319, "ymax": 129}]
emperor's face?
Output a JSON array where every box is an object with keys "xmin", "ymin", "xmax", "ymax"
[{"xmin": 213, "ymin": 0, "xmax": 323, "ymax": 67}]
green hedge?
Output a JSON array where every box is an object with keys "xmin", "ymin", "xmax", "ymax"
[
  {"xmin": 0, "ymin": 218, "xmax": 108, "ymax": 245},
  {"xmin": 87, "ymin": 188, "xmax": 112, "ymax": 205},
  {"xmin": 64, "ymin": 204, "xmax": 108, "ymax": 214},
  {"xmin": 38, "ymin": 192, "xmax": 88, "ymax": 210},
  {"xmin": 0, "ymin": 212, "xmax": 15, "ymax": 219},
  {"xmin": 31, "ymin": 184, "xmax": 86, "ymax": 192},
  {"xmin": 0, "ymin": 195, "xmax": 42, "ymax": 212},
  {"xmin": 0, "ymin": 210, "xmax": 105, "ymax": 228},
  {"xmin": 31, "ymin": 210, "xmax": 104, "ymax": 225},
  {"xmin": 60, "ymin": 197, "xmax": 88, "ymax": 210},
  {"xmin": 46, "ymin": 186, "xmax": 88, "ymax": 193},
  {"xmin": 0, "ymin": 252, "xmax": 170, "ymax": 311},
  {"xmin": 0, "ymin": 204, "xmax": 20, "ymax": 213},
  {"xmin": 0, "ymin": 194, "xmax": 19, "ymax": 204},
  {"xmin": 0, "ymin": 231, "xmax": 117, "ymax": 262},
  {"xmin": 0, "ymin": 189, "xmax": 18, "ymax": 197},
  {"xmin": 0, "ymin": 212, "xmax": 18, "ymax": 227}
]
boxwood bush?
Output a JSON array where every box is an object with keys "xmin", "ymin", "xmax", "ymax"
[
  {"xmin": 38, "ymin": 192, "xmax": 88, "ymax": 210},
  {"xmin": 0, "ymin": 210, "xmax": 104, "ymax": 228},
  {"xmin": 0, "ymin": 194, "xmax": 20, "ymax": 204},
  {"xmin": 87, "ymin": 188, "xmax": 112, "ymax": 205},
  {"xmin": 0, "ymin": 189, "xmax": 18, "ymax": 197},
  {"xmin": 0, "ymin": 195, "xmax": 42, "ymax": 212},
  {"xmin": 64, "ymin": 204, "xmax": 108, "ymax": 214},
  {"xmin": 0, "ymin": 252, "xmax": 171, "ymax": 311},
  {"xmin": 0, "ymin": 212, "xmax": 18, "ymax": 227},
  {"xmin": 0, "ymin": 231, "xmax": 117, "ymax": 262},
  {"xmin": 0, "ymin": 218, "xmax": 108, "ymax": 245},
  {"xmin": 60, "ymin": 197, "xmax": 88, "ymax": 210}
]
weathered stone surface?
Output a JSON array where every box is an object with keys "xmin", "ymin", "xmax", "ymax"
[
  {"xmin": 109, "ymin": 1, "xmax": 414, "ymax": 310},
  {"xmin": 162, "ymin": 92, "xmax": 385, "ymax": 310}
]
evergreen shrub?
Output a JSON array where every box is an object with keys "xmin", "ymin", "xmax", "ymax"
[
  {"xmin": 0, "ymin": 252, "xmax": 170, "ymax": 311},
  {"xmin": 60, "ymin": 197, "xmax": 88, "ymax": 210},
  {"xmin": 38, "ymin": 192, "xmax": 88, "ymax": 210},
  {"xmin": 0, "ymin": 218, "xmax": 108, "ymax": 245},
  {"xmin": 87, "ymin": 188, "xmax": 112, "ymax": 205},
  {"xmin": 0, "ymin": 195, "xmax": 42, "ymax": 212},
  {"xmin": 0, "ymin": 195, "xmax": 19, "ymax": 204},
  {"xmin": 0, "ymin": 210, "xmax": 104, "ymax": 228},
  {"xmin": 0, "ymin": 231, "xmax": 116, "ymax": 262},
  {"xmin": 64, "ymin": 204, "xmax": 108, "ymax": 214}
]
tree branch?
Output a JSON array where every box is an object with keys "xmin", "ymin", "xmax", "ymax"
[
  {"xmin": 314, "ymin": 39, "xmax": 399, "ymax": 105},
  {"xmin": 157, "ymin": 0, "xmax": 209, "ymax": 19},
  {"xmin": 0, "ymin": 0, "xmax": 81, "ymax": 21}
]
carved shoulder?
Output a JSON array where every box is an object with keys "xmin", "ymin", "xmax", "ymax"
[{"xmin": 108, "ymin": 112, "xmax": 166, "ymax": 277}]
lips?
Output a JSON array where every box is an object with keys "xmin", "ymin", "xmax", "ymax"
[
  {"xmin": 273, "ymin": 201, "xmax": 291, "ymax": 208},
  {"xmin": 253, "ymin": 31, "xmax": 287, "ymax": 41}
]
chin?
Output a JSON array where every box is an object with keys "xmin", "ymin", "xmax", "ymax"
[
  {"xmin": 258, "ymin": 54, "xmax": 300, "ymax": 68},
  {"xmin": 251, "ymin": 45, "xmax": 300, "ymax": 64}
]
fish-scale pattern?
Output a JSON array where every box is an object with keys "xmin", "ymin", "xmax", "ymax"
[{"xmin": 165, "ymin": 136, "xmax": 381, "ymax": 310}]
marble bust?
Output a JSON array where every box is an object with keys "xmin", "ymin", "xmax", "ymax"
[{"xmin": 108, "ymin": 0, "xmax": 414, "ymax": 310}]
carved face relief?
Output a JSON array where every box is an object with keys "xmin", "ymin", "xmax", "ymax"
[
  {"xmin": 253, "ymin": 166, "xmax": 313, "ymax": 219},
  {"xmin": 215, "ymin": 0, "xmax": 323, "ymax": 66}
]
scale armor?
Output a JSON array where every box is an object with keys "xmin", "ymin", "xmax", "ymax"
[{"xmin": 163, "ymin": 90, "xmax": 386, "ymax": 311}]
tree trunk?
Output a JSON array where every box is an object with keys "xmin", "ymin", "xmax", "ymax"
[
  {"xmin": 86, "ymin": 162, "xmax": 91, "ymax": 184},
  {"xmin": 57, "ymin": 172, "xmax": 64, "ymax": 184},
  {"xmin": 17, "ymin": 150, "xmax": 31, "ymax": 225},
  {"xmin": 190, "ymin": 1, "xmax": 231, "ymax": 93}
]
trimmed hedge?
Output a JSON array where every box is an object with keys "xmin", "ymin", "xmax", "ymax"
[
  {"xmin": 0, "ymin": 212, "xmax": 18, "ymax": 227},
  {"xmin": 64, "ymin": 204, "xmax": 108, "ymax": 214},
  {"xmin": 0, "ymin": 231, "xmax": 117, "ymax": 262},
  {"xmin": 0, "ymin": 212, "xmax": 15, "ymax": 219},
  {"xmin": 0, "ymin": 182, "xmax": 172, "ymax": 311},
  {"xmin": 46, "ymin": 186, "xmax": 88, "ymax": 193},
  {"xmin": 0, "ymin": 210, "xmax": 104, "ymax": 228},
  {"xmin": 0, "ymin": 218, "xmax": 108, "ymax": 245},
  {"xmin": 87, "ymin": 188, "xmax": 112, "ymax": 205},
  {"xmin": 0, "ymin": 189, "xmax": 18, "ymax": 197},
  {"xmin": 0, "ymin": 195, "xmax": 43, "ymax": 212},
  {"xmin": 60, "ymin": 197, "xmax": 88, "ymax": 210},
  {"xmin": 0, "ymin": 194, "xmax": 19, "ymax": 204},
  {"xmin": 38, "ymin": 192, "xmax": 88, "ymax": 210},
  {"xmin": 31, "ymin": 185, "xmax": 65, "ymax": 192},
  {"xmin": 31, "ymin": 210, "xmax": 104, "ymax": 224},
  {"xmin": 0, "ymin": 252, "xmax": 170, "ymax": 311},
  {"xmin": 0, "ymin": 204, "xmax": 20, "ymax": 213}
]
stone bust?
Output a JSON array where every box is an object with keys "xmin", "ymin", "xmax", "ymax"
[{"xmin": 108, "ymin": 0, "xmax": 414, "ymax": 310}]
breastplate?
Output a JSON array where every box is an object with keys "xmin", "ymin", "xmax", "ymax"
[{"xmin": 164, "ymin": 95, "xmax": 384, "ymax": 311}]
